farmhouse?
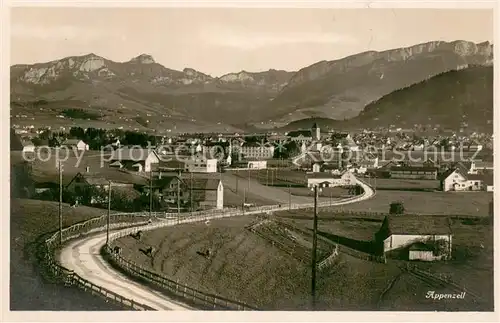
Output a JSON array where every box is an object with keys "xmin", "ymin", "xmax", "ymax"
[
  {"xmin": 147, "ymin": 174, "xmax": 189, "ymax": 208},
  {"xmin": 440, "ymin": 168, "xmax": 494, "ymax": 192},
  {"xmin": 109, "ymin": 148, "xmax": 160, "ymax": 173},
  {"xmin": 374, "ymin": 215, "xmax": 453, "ymax": 261},
  {"xmin": 66, "ymin": 170, "xmax": 147, "ymax": 204},
  {"xmin": 186, "ymin": 178, "xmax": 224, "ymax": 210},
  {"xmin": 389, "ymin": 166, "xmax": 438, "ymax": 180},
  {"xmin": 62, "ymin": 139, "xmax": 89, "ymax": 151}
]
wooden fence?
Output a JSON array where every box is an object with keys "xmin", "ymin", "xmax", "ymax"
[
  {"xmin": 404, "ymin": 264, "xmax": 481, "ymax": 301},
  {"xmin": 40, "ymin": 213, "xmax": 157, "ymax": 311},
  {"xmin": 103, "ymin": 246, "xmax": 257, "ymax": 311}
]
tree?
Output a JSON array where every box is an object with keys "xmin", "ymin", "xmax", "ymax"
[
  {"xmin": 10, "ymin": 129, "xmax": 23, "ymax": 151},
  {"xmin": 10, "ymin": 162, "xmax": 35, "ymax": 198},
  {"xmin": 69, "ymin": 127, "xmax": 86, "ymax": 139},
  {"xmin": 389, "ymin": 201, "xmax": 405, "ymax": 215}
]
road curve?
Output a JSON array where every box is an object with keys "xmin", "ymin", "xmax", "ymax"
[{"xmin": 59, "ymin": 177, "xmax": 374, "ymax": 310}]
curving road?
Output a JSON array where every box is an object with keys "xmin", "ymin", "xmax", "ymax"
[{"xmin": 59, "ymin": 177, "xmax": 374, "ymax": 310}]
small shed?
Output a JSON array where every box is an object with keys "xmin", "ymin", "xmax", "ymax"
[{"xmin": 408, "ymin": 242, "xmax": 435, "ymax": 261}]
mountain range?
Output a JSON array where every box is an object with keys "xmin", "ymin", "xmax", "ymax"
[{"xmin": 10, "ymin": 40, "xmax": 493, "ymax": 133}]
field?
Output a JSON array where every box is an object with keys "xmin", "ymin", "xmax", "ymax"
[
  {"xmin": 289, "ymin": 186, "xmax": 351, "ymax": 199},
  {"xmin": 230, "ymin": 169, "xmax": 306, "ymax": 187},
  {"xmin": 113, "ymin": 209, "xmax": 493, "ymax": 311},
  {"xmin": 10, "ymin": 198, "xmax": 120, "ymax": 310},
  {"xmin": 276, "ymin": 211, "xmax": 493, "ymax": 310},
  {"xmin": 114, "ymin": 215, "xmax": 402, "ymax": 310},
  {"xmin": 366, "ymin": 178, "xmax": 440, "ymax": 191},
  {"xmin": 307, "ymin": 189, "xmax": 493, "ymax": 216}
]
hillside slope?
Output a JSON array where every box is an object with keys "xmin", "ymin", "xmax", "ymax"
[
  {"xmin": 258, "ymin": 40, "xmax": 493, "ymax": 127},
  {"xmin": 349, "ymin": 65, "xmax": 493, "ymax": 131}
]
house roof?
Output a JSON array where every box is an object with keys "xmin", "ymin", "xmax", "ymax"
[
  {"xmin": 475, "ymin": 161, "xmax": 494, "ymax": 169},
  {"xmin": 468, "ymin": 173, "xmax": 494, "ymax": 185},
  {"xmin": 381, "ymin": 215, "xmax": 452, "ymax": 236},
  {"xmin": 151, "ymin": 175, "xmax": 183, "ymax": 189},
  {"xmin": 287, "ymin": 130, "xmax": 312, "ymax": 138},
  {"xmin": 68, "ymin": 169, "xmax": 148, "ymax": 187},
  {"xmin": 21, "ymin": 140, "xmax": 34, "ymax": 147},
  {"xmin": 63, "ymin": 139, "xmax": 84, "ymax": 146},
  {"xmin": 186, "ymin": 178, "xmax": 221, "ymax": 191},
  {"xmin": 110, "ymin": 148, "xmax": 158, "ymax": 161},
  {"xmin": 389, "ymin": 166, "xmax": 438, "ymax": 172}
]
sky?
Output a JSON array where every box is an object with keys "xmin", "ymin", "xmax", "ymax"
[{"xmin": 10, "ymin": 8, "xmax": 494, "ymax": 76}]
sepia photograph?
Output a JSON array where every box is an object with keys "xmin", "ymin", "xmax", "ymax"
[{"xmin": 4, "ymin": 1, "xmax": 497, "ymax": 319}]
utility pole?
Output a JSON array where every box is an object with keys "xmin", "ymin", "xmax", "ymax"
[
  {"xmin": 311, "ymin": 185, "xmax": 319, "ymax": 310},
  {"xmin": 236, "ymin": 176, "xmax": 239, "ymax": 194},
  {"xmin": 190, "ymin": 172, "xmax": 193, "ymax": 216},
  {"xmin": 106, "ymin": 180, "xmax": 111, "ymax": 246},
  {"xmin": 266, "ymin": 168, "xmax": 269, "ymax": 186},
  {"xmin": 330, "ymin": 191, "xmax": 332, "ymax": 206},
  {"xmin": 247, "ymin": 168, "xmax": 250, "ymax": 192},
  {"xmin": 288, "ymin": 184, "xmax": 291, "ymax": 210},
  {"xmin": 149, "ymin": 170, "xmax": 153, "ymax": 217},
  {"xmin": 177, "ymin": 178, "xmax": 180, "ymax": 215},
  {"xmin": 242, "ymin": 189, "xmax": 246, "ymax": 215},
  {"xmin": 59, "ymin": 161, "xmax": 63, "ymax": 245}
]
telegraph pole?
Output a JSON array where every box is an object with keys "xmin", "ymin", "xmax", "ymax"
[
  {"xmin": 149, "ymin": 170, "xmax": 153, "ymax": 217},
  {"xmin": 190, "ymin": 172, "xmax": 193, "ymax": 216},
  {"xmin": 177, "ymin": 178, "xmax": 180, "ymax": 215},
  {"xmin": 288, "ymin": 184, "xmax": 291, "ymax": 210},
  {"xmin": 58, "ymin": 161, "xmax": 63, "ymax": 245},
  {"xmin": 106, "ymin": 180, "xmax": 111, "ymax": 246},
  {"xmin": 266, "ymin": 168, "xmax": 269, "ymax": 186},
  {"xmin": 236, "ymin": 176, "xmax": 239, "ymax": 194},
  {"xmin": 311, "ymin": 185, "xmax": 319, "ymax": 310}
]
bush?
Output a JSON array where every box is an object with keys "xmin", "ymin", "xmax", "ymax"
[{"xmin": 389, "ymin": 201, "xmax": 405, "ymax": 215}]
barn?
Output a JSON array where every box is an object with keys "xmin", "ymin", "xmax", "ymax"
[{"xmin": 374, "ymin": 215, "xmax": 453, "ymax": 261}]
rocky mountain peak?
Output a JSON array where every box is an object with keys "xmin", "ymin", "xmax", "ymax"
[{"xmin": 130, "ymin": 54, "xmax": 155, "ymax": 64}]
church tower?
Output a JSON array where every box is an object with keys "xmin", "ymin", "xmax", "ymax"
[{"xmin": 311, "ymin": 122, "xmax": 320, "ymax": 141}]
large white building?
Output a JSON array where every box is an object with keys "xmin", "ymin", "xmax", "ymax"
[
  {"xmin": 184, "ymin": 158, "xmax": 218, "ymax": 173},
  {"xmin": 239, "ymin": 142, "xmax": 274, "ymax": 160}
]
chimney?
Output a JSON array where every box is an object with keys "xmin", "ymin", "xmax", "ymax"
[{"xmin": 86, "ymin": 166, "xmax": 90, "ymax": 173}]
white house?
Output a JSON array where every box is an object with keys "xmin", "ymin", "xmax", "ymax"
[
  {"xmin": 188, "ymin": 178, "xmax": 224, "ymax": 210},
  {"xmin": 247, "ymin": 160, "xmax": 267, "ymax": 170},
  {"xmin": 21, "ymin": 140, "xmax": 35, "ymax": 153},
  {"xmin": 306, "ymin": 171, "xmax": 357, "ymax": 188},
  {"xmin": 440, "ymin": 168, "xmax": 493, "ymax": 192},
  {"xmin": 375, "ymin": 215, "xmax": 453, "ymax": 261},
  {"xmin": 62, "ymin": 139, "xmax": 89, "ymax": 151},
  {"xmin": 109, "ymin": 148, "xmax": 160, "ymax": 172},
  {"xmin": 184, "ymin": 158, "xmax": 218, "ymax": 173}
]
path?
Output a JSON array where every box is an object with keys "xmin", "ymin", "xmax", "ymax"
[{"xmin": 59, "ymin": 177, "xmax": 374, "ymax": 310}]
